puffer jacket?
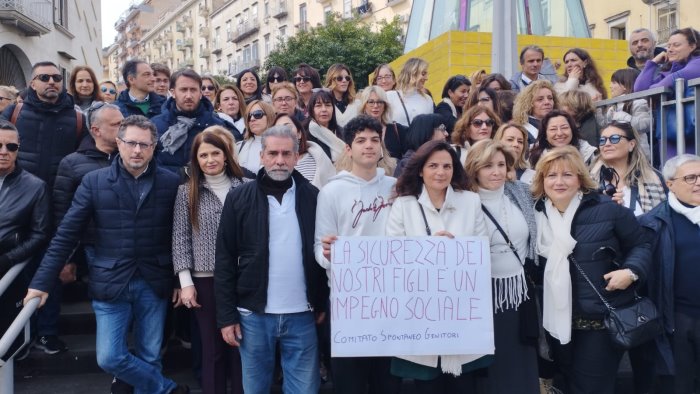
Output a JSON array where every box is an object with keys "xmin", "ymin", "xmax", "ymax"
[
  {"xmin": 1, "ymin": 89, "xmax": 85, "ymax": 188},
  {"xmin": 214, "ymin": 169, "xmax": 328, "ymax": 327},
  {"xmin": 115, "ymin": 90, "xmax": 165, "ymax": 119},
  {"xmin": 0, "ymin": 166, "xmax": 50, "ymax": 274},
  {"xmin": 151, "ymin": 97, "xmax": 225, "ymax": 175},
  {"xmin": 52, "ymin": 135, "xmax": 114, "ymax": 233},
  {"xmin": 29, "ymin": 157, "xmax": 180, "ymax": 301},
  {"xmin": 534, "ymin": 192, "xmax": 651, "ymax": 320}
]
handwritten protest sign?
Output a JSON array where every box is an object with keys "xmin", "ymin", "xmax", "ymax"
[{"xmin": 330, "ymin": 236, "xmax": 494, "ymax": 357}]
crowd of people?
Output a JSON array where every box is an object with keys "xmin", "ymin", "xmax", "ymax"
[{"xmin": 1, "ymin": 26, "xmax": 700, "ymax": 394}]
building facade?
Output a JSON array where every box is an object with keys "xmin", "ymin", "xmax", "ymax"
[
  {"xmin": 0, "ymin": 0, "xmax": 102, "ymax": 89},
  {"xmin": 583, "ymin": 0, "xmax": 694, "ymax": 45}
]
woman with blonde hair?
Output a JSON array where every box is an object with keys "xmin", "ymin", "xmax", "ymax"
[
  {"xmin": 325, "ymin": 63, "xmax": 360, "ymax": 127},
  {"xmin": 386, "ymin": 58, "xmax": 434, "ymax": 126},
  {"xmin": 469, "ymin": 69, "xmax": 488, "ymax": 89},
  {"xmin": 512, "ymin": 80, "xmax": 558, "ymax": 144},
  {"xmin": 271, "ymin": 82, "xmax": 304, "ymax": 120},
  {"xmin": 531, "ymin": 145, "xmax": 650, "ymax": 394},
  {"xmin": 0, "ymin": 86, "xmax": 18, "ymax": 112},
  {"xmin": 99, "ymin": 80, "xmax": 118, "ymax": 103},
  {"xmin": 494, "ymin": 122, "xmax": 535, "ymax": 183},
  {"xmin": 463, "ymin": 139, "xmax": 540, "ymax": 394},
  {"xmin": 236, "ymin": 100, "xmax": 276, "ymax": 173},
  {"xmin": 358, "ymin": 85, "xmax": 408, "ymax": 159}
]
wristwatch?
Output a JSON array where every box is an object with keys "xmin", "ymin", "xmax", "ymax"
[{"xmin": 627, "ymin": 268, "xmax": 639, "ymax": 282}]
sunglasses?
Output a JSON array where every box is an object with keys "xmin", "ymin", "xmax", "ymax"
[
  {"xmin": 248, "ymin": 110, "xmax": 266, "ymax": 120},
  {"xmin": 598, "ymin": 134, "xmax": 629, "ymax": 146},
  {"xmin": 269, "ymin": 76, "xmax": 285, "ymax": 83},
  {"xmin": 100, "ymin": 86, "xmax": 116, "ymax": 95},
  {"xmin": 471, "ymin": 119, "xmax": 495, "ymax": 127},
  {"xmin": 0, "ymin": 142, "xmax": 19, "ymax": 152},
  {"xmin": 294, "ymin": 76, "xmax": 311, "ymax": 83},
  {"xmin": 335, "ymin": 75, "xmax": 352, "ymax": 82},
  {"xmin": 202, "ymin": 85, "xmax": 216, "ymax": 91},
  {"xmin": 33, "ymin": 74, "xmax": 63, "ymax": 83}
]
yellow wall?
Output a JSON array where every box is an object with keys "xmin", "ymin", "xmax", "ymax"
[{"xmin": 387, "ymin": 31, "xmax": 630, "ymax": 102}]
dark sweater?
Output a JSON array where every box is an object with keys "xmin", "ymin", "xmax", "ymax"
[{"xmin": 672, "ymin": 209, "xmax": 700, "ymax": 317}]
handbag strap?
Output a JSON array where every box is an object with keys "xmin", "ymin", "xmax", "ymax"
[
  {"xmin": 481, "ymin": 205, "xmax": 522, "ymax": 264},
  {"xmin": 397, "ymin": 92, "xmax": 412, "ymax": 126},
  {"xmin": 569, "ymin": 256, "xmax": 615, "ymax": 311},
  {"xmin": 416, "ymin": 197, "xmax": 431, "ymax": 235}
]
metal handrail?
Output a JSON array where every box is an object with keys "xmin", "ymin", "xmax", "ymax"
[
  {"xmin": 594, "ymin": 79, "xmax": 699, "ymax": 166},
  {"xmin": 0, "ymin": 262, "xmax": 26, "ymax": 299},
  {"xmin": 0, "ymin": 297, "xmax": 38, "ymax": 363}
]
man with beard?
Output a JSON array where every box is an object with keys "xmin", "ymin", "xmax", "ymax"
[
  {"xmin": 628, "ymin": 28, "xmax": 666, "ymax": 70},
  {"xmin": 25, "ymin": 115, "xmax": 188, "ymax": 394},
  {"xmin": 152, "ymin": 69, "xmax": 225, "ymax": 175},
  {"xmin": 215, "ymin": 125, "xmax": 328, "ymax": 394}
]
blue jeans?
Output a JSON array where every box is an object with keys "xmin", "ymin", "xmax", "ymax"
[
  {"xmin": 92, "ymin": 276, "xmax": 176, "ymax": 394},
  {"xmin": 238, "ymin": 310, "xmax": 320, "ymax": 394}
]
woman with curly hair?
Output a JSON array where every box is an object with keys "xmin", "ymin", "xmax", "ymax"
[
  {"xmin": 554, "ymin": 48, "xmax": 607, "ymax": 101},
  {"xmin": 512, "ymin": 80, "xmax": 558, "ymax": 145}
]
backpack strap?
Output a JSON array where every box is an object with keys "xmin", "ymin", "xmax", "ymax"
[
  {"xmin": 10, "ymin": 103, "xmax": 23, "ymax": 124},
  {"xmin": 76, "ymin": 110, "xmax": 83, "ymax": 140}
]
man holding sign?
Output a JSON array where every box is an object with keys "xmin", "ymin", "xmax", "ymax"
[{"xmin": 315, "ymin": 115, "xmax": 401, "ymax": 394}]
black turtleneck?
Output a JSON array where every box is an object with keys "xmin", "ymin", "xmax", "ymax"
[{"xmin": 259, "ymin": 172, "xmax": 293, "ymax": 203}]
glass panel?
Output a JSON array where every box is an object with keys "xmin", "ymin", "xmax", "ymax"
[
  {"xmin": 430, "ymin": 0, "xmax": 460, "ymax": 38},
  {"xmin": 404, "ymin": 0, "xmax": 434, "ymax": 53}
]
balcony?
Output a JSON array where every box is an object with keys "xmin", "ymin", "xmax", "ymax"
[
  {"xmin": 184, "ymin": 38, "xmax": 193, "ymax": 47},
  {"xmin": 272, "ymin": 0, "xmax": 288, "ymax": 19},
  {"xmin": 199, "ymin": 3, "xmax": 209, "ymax": 17},
  {"xmin": 355, "ymin": 1, "xmax": 372, "ymax": 17},
  {"xmin": 226, "ymin": 31, "xmax": 233, "ymax": 42},
  {"xmin": 200, "ymin": 48, "xmax": 210, "ymax": 58},
  {"xmin": 127, "ymin": 39, "xmax": 140, "ymax": 48},
  {"xmin": 296, "ymin": 21, "xmax": 310, "ymax": 32},
  {"xmin": 232, "ymin": 20, "xmax": 260, "ymax": 43},
  {"xmin": 182, "ymin": 15, "xmax": 193, "ymax": 28},
  {"xmin": 126, "ymin": 22, "xmax": 139, "ymax": 34},
  {"xmin": 212, "ymin": 42, "xmax": 222, "ymax": 55},
  {"xmin": 175, "ymin": 22, "xmax": 186, "ymax": 32},
  {"xmin": 163, "ymin": 31, "xmax": 173, "ymax": 40},
  {"xmin": 176, "ymin": 40, "xmax": 185, "ymax": 51},
  {"xmin": 0, "ymin": 0, "xmax": 53, "ymax": 35},
  {"xmin": 179, "ymin": 58, "xmax": 194, "ymax": 68},
  {"xmin": 199, "ymin": 26, "xmax": 209, "ymax": 37}
]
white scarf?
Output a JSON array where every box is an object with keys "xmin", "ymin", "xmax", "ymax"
[
  {"xmin": 441, "ymin": 97, "xmax": 458, "ymax": 118},
  {"xmin": 308, "ymin": 120, "xmax": 345, "ymax": 163},
  {"xmin": 535, "ymin": 193, "xmax": 581, "ymax": 345},
  {"xmin": 668, "ymin": 191, "xmax": 700, "ymax": 226}
]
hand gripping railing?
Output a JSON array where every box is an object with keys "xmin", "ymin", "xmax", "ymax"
[
  {"xmin": 0, "ymin": 262, "xmax": 39, "ymax": 394},
  {"xmin": 595, "ymin": 78, "xmax": 700, "ymax": 167}
]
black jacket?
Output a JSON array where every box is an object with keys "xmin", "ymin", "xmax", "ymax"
[
  {"xmin": 0, "ymin": 166, "xmax": 50, "ymax": 275},
  {"xmin": 1, "ymin": 89, "xmax": 86, "ymax": 188},
  {"xmin": 30, "ymin": 157, "xmax": 180, "ymax": 301},
  {"xmin": 214, "ymin": 169, "xmax": 328, "ymax": 327},
  {"xmin": 627, "ymin": 47, "xmax": 666, "ymax": 70},
  {"xmin": 535, "ymin": 192, "xmax": 651, "ymax": 320},
  {"xmin": 115, "ymin": 90, "xmax": 165, "ymax": 119},
  {"xmin": 384, "ymin": 122, "xmax": 409, "ymax": 160},
  {"xmin": 52, "ymin": 135, "xmax": 114, "ymax": 241}
]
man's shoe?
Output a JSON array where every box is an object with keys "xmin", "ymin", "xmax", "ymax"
[
  {"xmin": 34, "ymin": 335, "xmax": 67, "ymax": 354},
  {"xmin": 170, "ymin": 384, "xmax": 190, "ymax": 394},
  {"xmin": 110, "ymin": 377, "xmax": 133, "ymax": 394}
]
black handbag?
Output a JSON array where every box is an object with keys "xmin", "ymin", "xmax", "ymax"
[{"xmin": 570, "ymin": 256, "xmax": 663, "ymax": 350}]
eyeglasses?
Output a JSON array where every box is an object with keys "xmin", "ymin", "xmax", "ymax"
[
  {"xmin": 33, "ymin": 74, "xmax": 63, "ymax": 83},
  {"xmin": 671, "ymin": 173, "xmax": 700, "ymax": 185},
  {"xmin": 269, "ymin": 76, "xmax": 285, "ymax": 83},
  {"xmin": 118, "ymin": 137, "xmax": 154, "ymax": 150},
  {"xmin": 248, "ymin": 110, "xmax": 266, "ymax": 120},
  {"xmin": 273, "ymin": 96, "xmax": 295, "ymax": 103},
  {"xmin": 294, "ymin": 76, "xmax": 312, "ymax": 83},
  {"xmin": 375, "ymin": 75, "xmax": 393, "ymax": 81},
  {"xmin": 471, "ymin": 119, "xmax": 495, "ymax": 127},
  {"xmin": 598, "ymin": 134, "xmax": 629, "ymax": 146},
  {"xmin": 202, "ymin": 85, "xmax": 216, "ymax": 91},
  {"xmin": 367, "ymin": 99, "xmax": 385, "ymax": 106},
  {"xmin": 335, "ymin": 76, "xmax": 352, "ymax": 82},
  {"xmin": 100, "ymin": 86, "xmax": 116, "ymax": 95},
  {"xmin": 0, "ymin": 142, "xmax": 19, "ymax": 152}
]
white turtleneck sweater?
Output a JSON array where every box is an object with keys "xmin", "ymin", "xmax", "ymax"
[
  {"xmin": 478, "ymin": 185, "xmax": 529, "ymax": 312},
  {"xmin": 178, "ymin": 172, "xmax": 233, "ymax": 287}
]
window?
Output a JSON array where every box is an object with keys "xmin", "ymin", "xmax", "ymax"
[
  {"xmin": 324, "ymin": 5, "xmax": 332, "ymax": 22},
  {"xmin": 264, "ymin": 34, "xmax": 271, "ymax": 55},
  {"xmin": 243, "ymin": 45, "xmax": 251, "ymax": 65},
  {"xmin": 299, "ymin": 3, "xmax": 307, "ymax": 29},
  {"xmin": 215, "ymin": 27, "xmax": 221, "ymax": 49},
  {"xmin": 343, "ymin": 0, "xmax": 352, "ymax": 18},
  {"xmin": 227, "ymin": 54, "xmax": 233, "ymax": 74},
  {"xmin": 252, "ymin": 3, "xmax": 258, "ymax": 21},
  {"xmin": 657, "ymin": 3, "xmax": 678, "ymax": 44},
  {"xmin": 226, "ymin": 20, "xmax": 232, "ymax": 40},
  {"xmin": 242, "ymin": 9, "xmax": 249, "ymax": 22},
  {"xmin": 610, "ymin": 24, "xmax": 626, "ymax": 40},
  {"xmin": 605, "ymin": 11, "xmax": 629, "ymax": 40},
  {"xmin": 252, "ymin": 40, "xmax": 259, "ymax": 62},
  {"xmin": 54, "ymin": 0, "xmax": 68, "ymax": 27},
  {"xmin": 264, "ymin": 0, "xmax": 270, "ymax": 17},
  {"xmin": 279, "ymin": 25, "xmax": 287, "ymax": 44},
  {"xmin": 216, "ymin": 59, "xmax": 222, "ymax": 75}
]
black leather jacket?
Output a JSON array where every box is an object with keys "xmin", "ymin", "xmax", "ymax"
[{"xmin": 0, "ymin": 166, "xmax": 50, "ymax": 274}]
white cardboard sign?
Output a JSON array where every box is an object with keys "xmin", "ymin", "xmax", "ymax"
[{"xmin": 330, "ymin": 236, "xmax": 494, "ymax": 357}]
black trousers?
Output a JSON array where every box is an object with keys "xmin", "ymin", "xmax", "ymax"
[
  {"xmin": 331, "ymin": 356, "xmax": 401, "ymax": 394},
  {"xmin": 670, "ymin": 312, "xmax": 700, "ymax": 394}
]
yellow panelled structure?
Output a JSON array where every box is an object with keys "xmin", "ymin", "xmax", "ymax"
[{"xmin": 386, "ymin": 31, "xmax": 630, "ymax": 103}]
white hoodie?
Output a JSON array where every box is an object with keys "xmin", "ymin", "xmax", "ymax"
[{"xmin": 314, "ymin": 168, "xmax": 396, "ymax": 275}]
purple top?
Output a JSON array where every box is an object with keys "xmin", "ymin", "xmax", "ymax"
[{"xmin": 634, "ymin": 56, "xmax": 700, "ymax": 91}]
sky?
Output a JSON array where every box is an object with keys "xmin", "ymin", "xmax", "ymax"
[{"xmin": 101, "ymin": 0, "xmax": 134, "ymax": 47}]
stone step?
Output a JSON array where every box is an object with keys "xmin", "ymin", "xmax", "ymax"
[{"xmin": 57, "ymin": 301, "xmax": 95, "ymax": 336}]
